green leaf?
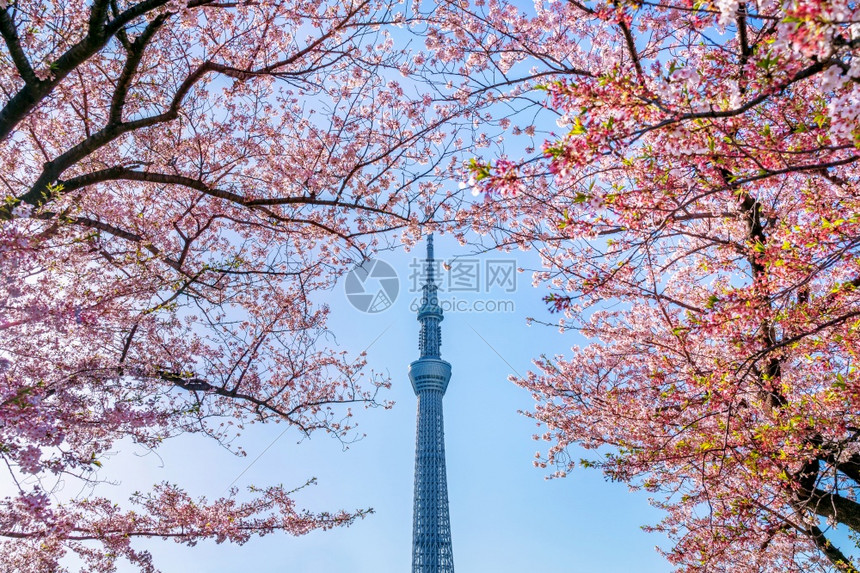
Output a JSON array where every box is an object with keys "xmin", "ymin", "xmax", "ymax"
[{"xmin": 570, "ymin": 117, "xmax": 587, "ymax": 135}]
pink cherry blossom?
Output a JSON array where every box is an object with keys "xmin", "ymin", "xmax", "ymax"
[
  {"xmin": 0, "ymin": 1, "xmax": 461, "ymax": 569},
  {"xmin": 427, "ymin": 0, "xmax": 860, "ymax": 570}
]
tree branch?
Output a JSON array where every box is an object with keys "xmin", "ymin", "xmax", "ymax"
[
  {"xmin": 0, "ymin": 0, "xmax": 175, "ymax": 141},
  {"xmin": 0, "ymin": 8, "xmax": 37, "ymax": 85},
  {"xmin": 801, "ymin": 488, "xmax": 860, "ymax": 533},
  {"xmin": 806, "ymin": 523, "xmax": 859, "ymax": 573},
  {"xmin": 109, "ymin": 13, "xmax": 170, "ymax": 125},
  {"xmin": 617, "ymin": 16, "xmax": 643, "ymax": 78}
]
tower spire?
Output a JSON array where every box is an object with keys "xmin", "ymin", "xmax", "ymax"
[
  {"xmin": 426, "ymin": 233, "xmax": 435, "ymax": 281},
  {"xmin": 418, "ymin": 234, "xmax": 442, "ymax": 359},
  {"xmin": 409, "ymin": 234, "xmax": 455, "ymax": 573}
]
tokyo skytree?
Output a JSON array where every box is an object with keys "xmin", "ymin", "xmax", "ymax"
[{"xmin": 408, "ymin": 234, "xmax": 455, "ymax": 573}]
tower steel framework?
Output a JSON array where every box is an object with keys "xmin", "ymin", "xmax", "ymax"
[{"xmin": 409, "ymin": 234, "xmax": 455, "ymax": 573}]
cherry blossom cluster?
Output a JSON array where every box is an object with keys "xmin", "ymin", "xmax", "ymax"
[
  {"xmin": 0, "ymin": 0, "xmax": 471, "ymax": 570},
  {"xmin": 426, "ymin": 0, "xmax": 860, "ymax": 569}
]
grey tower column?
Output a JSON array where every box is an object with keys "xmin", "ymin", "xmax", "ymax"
[{"xmin": 409, "ymin": 234, "xmax": 455, "ymax": 573}]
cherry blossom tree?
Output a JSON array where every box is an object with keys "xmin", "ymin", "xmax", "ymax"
[
  {"xmin": 426, "ymin": 0, "xmax": 860, "ymax": 570},
  {"xmin": 0, "ymin": 1, "xmax": 464, "ymax": 570}
]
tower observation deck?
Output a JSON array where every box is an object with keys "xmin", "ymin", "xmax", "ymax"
[{"xmin": 409, "ymin": 234, "xmax": 455, "ymax": 573}]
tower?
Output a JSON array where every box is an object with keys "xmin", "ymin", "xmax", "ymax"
[{"xmin": 409, "ymin": 234, "xmax": 455, "ymax": 573}]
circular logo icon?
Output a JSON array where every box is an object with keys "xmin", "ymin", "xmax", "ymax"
[{"xmin": 344, "ymin": 259, "xmax": 399, "ymax": 313}]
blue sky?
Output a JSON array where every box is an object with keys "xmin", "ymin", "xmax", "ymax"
[{"xmin": 92, "ymin": 232, "xmax": 675, "ymax": 572}]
